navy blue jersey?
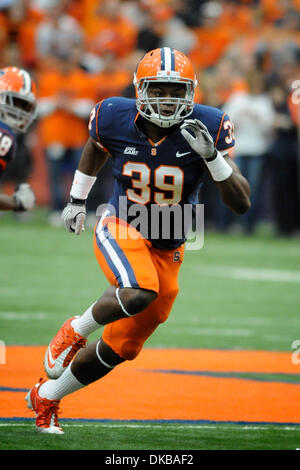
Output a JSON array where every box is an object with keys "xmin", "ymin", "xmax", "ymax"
[
  {"xmin": 0, "ymin": 120, "xmax": 16, "ymax": 179},
  {"xmin": 89, "ymin": 97, "xmax": 234, "ymax": 249}
]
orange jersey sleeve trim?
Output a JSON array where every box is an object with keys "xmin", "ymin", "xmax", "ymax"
[
  {"xmin": 222, "ymin": 146, "xmax": 235, "ymax": 159},
  {"xmin": 95, "ymin": 100, "xmax": 109, "ymax": 153},
  {"xmin": 215, "ymin": 112, "xmax": 226, "ymax": 148}
]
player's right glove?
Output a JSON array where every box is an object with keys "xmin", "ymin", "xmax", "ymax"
[
  {"xmin": 13, "ymin": 183, "xmax": 35, "ymax": 211},
  {"xmin": 61, "ymin": 197, "xmax": 86, "ymax": 235}
]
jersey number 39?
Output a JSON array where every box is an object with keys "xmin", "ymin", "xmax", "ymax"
[{"xmin": 123, "ymin": 162, "xmax": 184, "ymax": 205}]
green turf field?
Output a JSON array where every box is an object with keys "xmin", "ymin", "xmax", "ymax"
[
  {"xmin": 1, "ymin": 210, "xmax": 300, "ymax": 450},
  {"xmin": 1, "ymin": 421, "xmax": 300, "ymax": 451}
]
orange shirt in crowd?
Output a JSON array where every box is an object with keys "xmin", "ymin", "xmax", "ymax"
[
  {"xmin": 37, "ymin": 66, "xmax": 96, "ymax": 148},
  {"xmin": 13, "ymin": 8, "xmax": 44, "ymax": 68},
  {"xmin": 91, "ymin": 68, "xmax": 132, "ymax": 101},
  {"xmin": 79, "ymin": 0, "xmax": 102, "ymax": 31},
  {"xmin": 219, "ymin": 3, "xmax": 254, "ymax": 35},
  {"xmin": 84, "ymin": 14, "xmax": 137, "ymax": 58},
  {"xmin": 260, "ymin": 0, "xmax": 287, "ymax": 22},
  {"xmin": 0, "ymin": 13, "xmax": 8, "ymax": 52},
  {"xmin": 189, "ymin": 26, "xmax": 235, "ymax": 70}
]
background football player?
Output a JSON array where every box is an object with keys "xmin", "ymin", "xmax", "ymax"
[
  {"xmin": 26, "ymin": 48, "xmax": 250, "ymax": 434},
  {"xmin": 0, "ymin": 67, "xmax": 36, "ymax": 212}
]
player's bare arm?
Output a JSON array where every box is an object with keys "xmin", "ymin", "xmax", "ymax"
[
  {"xmin": 0, "ymin": 194, "xmax": 16, "ymax": 210},
  {"xmin": 77, "ymin": 136, "xmax": 110, "ymax": 176},
  {"xmin": 215, "ymin": 155, "xmax": 251, "ymax": 215}
]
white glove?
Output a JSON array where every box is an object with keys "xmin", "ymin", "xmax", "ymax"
[
  {"xmin": 180, "ymin": 119, "xmax": 216, "ymax": 159},
  {"xmin": 62, "ymin": 198, "xmax": 86, "ymax": 235},
  {"xmin": 13, "ymin": 183, "xmax": 35, "ymax": 211}
]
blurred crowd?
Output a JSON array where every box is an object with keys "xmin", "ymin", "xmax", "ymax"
[{"xmin": 0, "ymin": 0, "xmax": 300, "ymax": 236}]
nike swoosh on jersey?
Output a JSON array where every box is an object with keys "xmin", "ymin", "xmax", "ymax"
[{"xmin": 176, "ymin": 151, "xmax": 191, "ymax": 158}]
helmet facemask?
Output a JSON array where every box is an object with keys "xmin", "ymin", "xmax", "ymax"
[
  {"xmin": 134, "ymin": 71, "xmax": 196, "ymax": 128},
  {"xmin": 0, "ymin": 91, "xmax": 37, "ymax": 132}
]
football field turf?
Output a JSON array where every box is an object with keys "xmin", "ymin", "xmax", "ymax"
[{"xmin": 0, "ymin": 211, "xmax": 300, "ymax": 450}]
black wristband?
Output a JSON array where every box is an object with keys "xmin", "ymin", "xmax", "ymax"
[
  {"xmin": 205, "ymin": 149, "xmax": 218, "ymax": 162},
  {"xmin": 70, "ymin": 196, "xmax": 86, "ymax": 205}
]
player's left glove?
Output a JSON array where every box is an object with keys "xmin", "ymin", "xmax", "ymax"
[
  {"xmin": 61, "ymin": 197, "xmax": 86, "ymax": 235},
  {"xmin": 13, "ymin": 183, "xmax": 35, "ymax": 211},
  {"xmin": 180, "ymin": 119, "xmax": 217, "ymax": 160}
]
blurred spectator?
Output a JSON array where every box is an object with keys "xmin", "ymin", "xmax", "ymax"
[
  {"xmin": 91, "ymin": 50, "xmax": 132, "ymax": 101},
  {"xmin": 8, "ymin": 0, "xmax": 44, "ymax": 69},
  {"xmin": 155, "ymin": 5, "xmax": 197, "ymax": 55},
  {"xmin": 189, "ymin": 1, "xmax": 236, "ymax": 70},
  {"xmin": 260, "ymin": 0, "xmax": 300, "ymax": 24},
  {"xmin": 169, "ymin": 0, "xmax": 207, "ymax": 28},
  {"xmin": 268, "ymin": 83, "xmax": 300, "ymax": 236},
  {"xmin": 255, "ymin": 23, "xmax": 300, "ymax": 75},
  {"xmin": 36, "ymin": 44, "xmax": 95, "ymax": 224},
  {"xmin": 0, "ymin": 40, "xmax": 23, "ymax": 69},
  {"xmin": 200, "ymin": 58, "xmax": 249, "ymax": 108},
  {"xmin": 0, "ymin": 8, "xmax": 9, "ymax": 52},
  {"xmin": 120, "ymin": 50, "xmax": 142, "ymax": 99},
  {"xmin": 34, "ymin": 1, "xmax": 83, "ymax": 68},
  {"xmin": 220, "ymin": 72, "xmax": 274, "ymax": 233},
  {"xmin": 120, "ymin": 0, "xmax": 150, "ymax": 29},
  {"xmin": 135, "ymin": 9, "xmax": 165, "ymax": 53},
  {"xmin": 0, "ymin": 0, "xmax": 299, "ymax": 237},
  {"xmin": 85, "ymin": 0, "xmax": 137, "ymax": 59}
]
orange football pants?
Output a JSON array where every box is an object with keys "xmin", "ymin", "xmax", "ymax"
[{"xmin": 93, "ymin": 214, "xmax": 184, "ymax": 360}]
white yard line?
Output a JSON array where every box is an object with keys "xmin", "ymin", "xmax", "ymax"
[
  {"xmin": 0, "ymin": 312, "xmax": 48, "ymax": 320},
  {"xmin": 0, "ymin": 422, "xmax": 299, "ymax": 430},
  {"xmin": 166, "ymin": 326, "xmax": 254, "ymax": 337},
  {"xmin": 192, "ymin": 265, "xmax": 300, "ymax": 283}
]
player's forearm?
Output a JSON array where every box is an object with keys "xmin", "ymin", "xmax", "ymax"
[
  {"xmin": 77, "ymin": 137, "xmax": 109, "ymax": 176},
  {"xmin": 0, "ymin": 194, "xmax": 16, "ymax": 210},
  {"xmin": 0, "ymin": 185, "xmax": 35, "ymax": 211},
  {"xmin": 69, "ymin": 138, "xmax": 109, "ymax": 202},
  {"xmin": 216, "ymin": 171, "xmax": 251, "ymax": 215},
  {"xmin": 202, "ymin": 151, "xmax": 251, "ymax": 214}
]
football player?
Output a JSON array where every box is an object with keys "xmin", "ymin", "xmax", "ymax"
[
  {"xmin": 26, "ymin": 48, "xmax": 250, "ymax": 434},
  {"xmin": 0, "ymin": 67, "xmax": 36, "ymax": 212}
]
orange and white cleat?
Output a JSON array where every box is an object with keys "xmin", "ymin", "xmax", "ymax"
[
  {"xmin": 44, "ymin": 316, "xmax": 87, "ymax": 379},
  {"xmin": 25, "ymin": 379, "xmax": 64, "ymax": 434}
]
